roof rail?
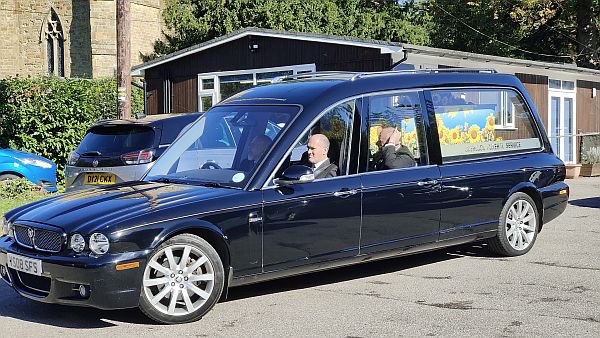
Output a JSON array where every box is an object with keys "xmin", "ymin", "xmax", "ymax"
[
  {"xmin": 271, "ymin": 68, "xmax": 498, "ymax": 83},
  {"xmin": 271, "ymin": 71, "xmax": 359, "ymax": 83},
  {"xmin": 351, "ymin": 68, "xmax": 498, "ymax": 80}
]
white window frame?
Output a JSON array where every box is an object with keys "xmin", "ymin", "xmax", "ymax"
[
  {"xmin": 548, "ymin": 79, "xmax": 577, "ymax": 164},
  {"xmin": 197, "ymin": 64, "xmax": 316, "ymax": 110},
  {"xmin": 198, "ymin": 75, "xmax": 219, "ymax": 112}
]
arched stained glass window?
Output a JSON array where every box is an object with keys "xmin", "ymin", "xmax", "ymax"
[{"xmin": 45, "ymin": 8, "xmax": 65, "ymax": 77}]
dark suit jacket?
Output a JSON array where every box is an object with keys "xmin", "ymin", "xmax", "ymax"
[
  {"xmin": 310, "ymin": 158, "xmax": 338, "ymax": 179},
  {"xmin": 373, "ymin": 145, "xmax": 416, "ymax": 170}
]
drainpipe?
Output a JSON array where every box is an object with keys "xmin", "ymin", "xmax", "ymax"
[{"xmin": 390, "ymin": 49, "xmax": 409, "ymax": 70}]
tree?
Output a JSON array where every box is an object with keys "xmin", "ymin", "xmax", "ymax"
[
  {"xmin": 143, "ymin": 0, "xmax": 430, "ymax": 61},
  {"xmin": 427, "ymin": 0, "xmax": 600, "ymax": 69}
]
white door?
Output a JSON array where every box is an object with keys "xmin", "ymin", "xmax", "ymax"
[{"xmin": 548, "ymin": 90, "xmax": 576, "ymax": 163}]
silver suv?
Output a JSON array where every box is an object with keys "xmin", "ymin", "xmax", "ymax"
[{"xmin": 65, "ymin": 113, "xmax": 200, "ymax": 191}]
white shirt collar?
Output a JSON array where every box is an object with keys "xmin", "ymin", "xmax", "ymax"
[{"xmin": 313, "ymin": 158, "xmax": 328, "ymax": 170}]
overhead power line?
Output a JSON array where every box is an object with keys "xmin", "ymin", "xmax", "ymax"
[{"xmin": 433, "ymin": 2, "xmax": 598, "ymax": 60}]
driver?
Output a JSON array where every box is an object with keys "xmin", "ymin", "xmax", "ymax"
[{"xmin": 239, "ymin": 135, "xmax": 272, "ymax": 171}]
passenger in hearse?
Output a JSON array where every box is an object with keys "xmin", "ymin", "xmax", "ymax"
[
  {"xmin": 303, "ymin": 134, "xmax": 338, "ymax": 179},
  {"xmin": 239, "ymin": 134, "xmax": 272, "ymax": 172},
  {"xmin": 372, "ymin": 127, "xmax": 416, "ymax": 170}
]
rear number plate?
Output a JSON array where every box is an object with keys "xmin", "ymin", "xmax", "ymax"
[
  {"xmin": 7, "ymin": 253, "xmax": 42, "ymax": 276},
  {"xmin": 84, "ymin": 173, "xmax": 116, "ymax": 185}
]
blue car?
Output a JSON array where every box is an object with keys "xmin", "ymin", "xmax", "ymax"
[
  {"xmin": 0, "ymin": 149, "xmax": 57, "ymax": 192},
  {"xmin": 0, "ymin": 69, "xmax": 568, "ymax": 324}
]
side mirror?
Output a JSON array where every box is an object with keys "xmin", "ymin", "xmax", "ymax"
[{"xmin": 274, "ymin": 165, "xmax": 314, "ymax": 186}]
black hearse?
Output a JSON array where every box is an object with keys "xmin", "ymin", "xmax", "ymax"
[{"xmin": 0, "ymin": 69, "xmax": 568, "ymax": 324}]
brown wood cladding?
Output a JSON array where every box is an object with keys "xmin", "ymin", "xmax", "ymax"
[
  {"xmin": 495, "ymin": 111, "xmax": 539, "ymax": 141},
  {"xmin": 515, "ymin": 73, "xmax": 548, "ymax": 128},
  {"xmin": 576, "ymin": 80, "xmax": 600, "ymax": 133},
  {"xmin": 144, "ymin": 35, "xmax": 392, "ymax": 114},
  {"xmin": 576, "ymin": 80, "xmax": 600, "ymax": 162}
]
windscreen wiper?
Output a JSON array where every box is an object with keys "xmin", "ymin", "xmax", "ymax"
[{"xmin": 196, "ymin": 182, "xmax": 227, "ymax": 188}]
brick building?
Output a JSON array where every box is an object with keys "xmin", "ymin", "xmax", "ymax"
[{"xmin": 0, "ymin": 0, "xmax": 164, "ymax": 79}]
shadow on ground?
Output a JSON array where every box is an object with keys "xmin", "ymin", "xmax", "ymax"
[
  {"xmin": 0, "ymin": 242, "xmax": 498, "ymax": 328},
  {"xmin": 569, "ymin": 197, "xmax": 600, "ymax": 209}
]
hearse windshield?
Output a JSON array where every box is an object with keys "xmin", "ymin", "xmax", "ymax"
[{"xmin": 145, "ymin": 105, "xmax": 297, "ymax": 188}]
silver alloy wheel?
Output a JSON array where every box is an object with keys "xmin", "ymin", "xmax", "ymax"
[
  {"xmin": 505, "ymin": 199, "xmax": 537, "ymax": 251},
  {"xmin": 143, "ymin": 244, "xmax": 215, "ymax": 316}
]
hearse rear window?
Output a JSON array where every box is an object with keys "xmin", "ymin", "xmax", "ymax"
[{"xmin": 431, "ymin": 88, "xmax": 542, "ymax": 162}]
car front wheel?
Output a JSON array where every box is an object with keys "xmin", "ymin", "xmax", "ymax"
[
  {"xmin": 139, "ymin": 234, "xmax": 225, "ymax": 324},
  {"xmin": 486, "ymin": 192, "xmax": 539, "ymax": 256}
]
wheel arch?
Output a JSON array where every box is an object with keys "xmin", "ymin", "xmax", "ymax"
[
  {"xmin": 0, "ymin": 170, "xmax": 24, "ymax": 178},
  {"xmin": 154, "ymin": 221, "xmax": 231, "ymax": 274},
  {"xmin": 506, "ymin": 182, "xmax": 544, "ymax": 231}
]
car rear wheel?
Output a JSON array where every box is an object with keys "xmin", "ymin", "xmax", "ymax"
[
  {"xmin": 486, "ymin": 192, "xmax": 539, "ymax": 256},
  {"xmin": 139, "ymin": 234, "xmax": 225, "ymax": 324}
]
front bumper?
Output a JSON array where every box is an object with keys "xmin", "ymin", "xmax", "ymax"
[{"xmin": 0, "ymin": 236, "xmax": 147, "ymax": 310}]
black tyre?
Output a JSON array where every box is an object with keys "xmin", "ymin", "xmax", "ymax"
[
  {"xmin": 139, "ymin": 234, "xmax": 225, "ymax": 324},
  {"xmin": 486, "ymin": 192, "xmax": 539, "ymax": 256},
  {"xmin": 0, "ymin": 173, "xmax": 21, "ymax": 181}
]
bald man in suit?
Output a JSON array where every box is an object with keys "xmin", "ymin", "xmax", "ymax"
[{"xmin": 304, "ymin": 134, "xmax": 338, "ymax": 179}]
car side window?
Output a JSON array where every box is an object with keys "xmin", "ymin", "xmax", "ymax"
[
  {"xmin": 431, "ymin": 88, "xmax": 542, "ymax": 162},
  {"xmin": 367, "ymin": 91, "xmax": 427, "ymax": 171},
  {"xmin": 278, "ymin": 99, "xmax": 355, "ymax": 180}
]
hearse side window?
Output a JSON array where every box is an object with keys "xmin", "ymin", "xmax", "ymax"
[
  {"xmin": 285, "ymin": 99, "xmax": 355, "ymax": 177},
  {"xmin": 367, "ymin": 91, "xmax": 427, "ymax": 171},
  {"xmin": 431, "ymin": 88, "xmax": 542, "ymax": 162}
]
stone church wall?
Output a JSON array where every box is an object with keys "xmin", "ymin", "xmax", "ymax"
[{"xmin": 0, "ymin": 0, "xmax": 163, "ymax": 79}]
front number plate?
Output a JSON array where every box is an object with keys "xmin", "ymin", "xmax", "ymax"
[
  {"xmin": 84, "ymin": 173, "xmax": 116, "ymax": 185},
  {"xmin": 7, "ymin": 253, "xmax": 42, "ymax": 276}
]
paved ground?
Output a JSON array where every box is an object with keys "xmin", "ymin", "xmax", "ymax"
[{"xmin": 1, "ymin": 177, "xmax": 599, "ymax": 337}]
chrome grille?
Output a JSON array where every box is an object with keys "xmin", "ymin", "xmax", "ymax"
[{"xmin": 14, "ymin": 224, "xmax": 64, "ymax": 253}]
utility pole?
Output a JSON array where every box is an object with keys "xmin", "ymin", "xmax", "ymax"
[{"xmin": 116, "ymin": 0, "xmax": 131, "ymax": 119}]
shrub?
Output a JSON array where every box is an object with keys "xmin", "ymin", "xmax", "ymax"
[
  {"xmin": 0, "ymin": 178, "xmax": 44, "ymax": 199},
  {"xmin": 582, "ymin": 147, "xmax": 600, "ymax": 164},
  {"xmin": 0, "ymin": 77, "xmax": 143, "ymax": 183}
]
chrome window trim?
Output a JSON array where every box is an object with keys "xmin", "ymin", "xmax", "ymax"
[
  {"xmin": 262, "ymin": 88, "xmax": 429, "ymax": 189},
  {"xmin": 427, "ymin": 85, "xmax": 547, "ymax": 164}
]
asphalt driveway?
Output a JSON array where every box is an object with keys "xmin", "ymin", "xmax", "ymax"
[{"xmin": 1, "ymin": 177, "xmax": 599, "ymax": 337}]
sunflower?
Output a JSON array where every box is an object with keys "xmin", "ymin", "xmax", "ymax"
[
  {"xmin": 450, "ymin": 127, "xmax": 462, "ymax": 144},
  {"xmin": 468, "ymin": 125, "xmax": 481, "ymax": 143},
  {"xmin": 486, "ymin": 115, "xmax": 495, "ymax": 130}
]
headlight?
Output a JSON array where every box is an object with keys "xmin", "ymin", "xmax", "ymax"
[
  {"xmin": 89, "ymin": 233, "xmax": 110, "ymax": 255},
  {"xmin": 70, "ymin": 234, "xmax": 86, "ymax": 253},
  {"xmin": 1, "ymin": 217, "xmax": 13, "ymax": 238},
  {"xmin": 67, "ymin": 151, "xmax": 80, "ymax": 166},
  {"xmin": 19, "ymin": 158, "xmax": 53, "ymax": 169}
]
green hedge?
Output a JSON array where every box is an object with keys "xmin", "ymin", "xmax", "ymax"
[{"xmin": 0, "ymin": 77, "xmax": 143, "ymax": 183}]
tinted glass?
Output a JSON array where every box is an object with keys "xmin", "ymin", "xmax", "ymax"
[
  {"xmin": 146, "ymin": 105, "xmax": 297, "ymax": 188},
  {"xmin": 77, "ymin": 126, "xmax": 155, "ymax": 156},
  {"xmin": 432, "ymin": 89, "xmax": 542, "ymax": 162},
  {"xmin": 160, "ymin": 115, "xmax": 200, "ymax": 145},
  {"xmin": 284, "ymin": 100, "xmax": 354, "ymax": 177},
  {"xmin": 367, "ymin": 92, "xmax": 426, "ymax": 170}
]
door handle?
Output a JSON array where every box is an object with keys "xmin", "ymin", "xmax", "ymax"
[
  {"xmin": 333, "ymin": 189, "xmax": 359, "ymax": 198},
  {"xmin": 417, "ymin": 179, "xmax": 439, "ymax": 186}
]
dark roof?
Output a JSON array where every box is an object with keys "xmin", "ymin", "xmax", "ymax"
[
  {"xmin": 132, "ymin": 27, "xmax": 404, "ymax": 74},
  {"xmin": 216, "ymin": 72, "xmax": 525, "ymax": 109},
  {"xmin": 93, "ymin": 113, "xmax": 201, "ymax": 127}
]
